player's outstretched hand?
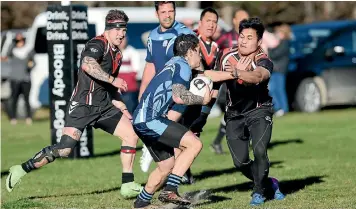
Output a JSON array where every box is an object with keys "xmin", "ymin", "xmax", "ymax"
[
  {"xmin": 112, "ymin": 77, "xmax": 128, "ymax": 92},
  {"xmin": 234, "ymin": 56, "xmax": 252, "ymax": 72},
  {"xmin": 202, "ymin": 85, "xmax": 213, "ymax": 105}
]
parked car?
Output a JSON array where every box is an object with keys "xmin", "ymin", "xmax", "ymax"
[{"xmin": 287, "ymin": 20, "xmax": 356, "ymax": 112}]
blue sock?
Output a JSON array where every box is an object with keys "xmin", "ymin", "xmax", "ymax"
[
  {"xmin": 165, "ymin": 174, "xmax": 182, "ymax": 192},
  {"xmin": 138, "ymin": 188, "xmax": 153, "ymax": 202}
]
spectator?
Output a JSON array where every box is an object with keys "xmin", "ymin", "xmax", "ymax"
[
  {"xmin": 8, "ymin": 33, "xmax": 34, "ymax": 125},
  {"xmin": 215, "ymin": 9, "xmax": 249, "ymax": 50},
  {"xmin": 118, "ymin": 36, "xmax": 140, "ymax": 114},
  {"xmin": 182, "ymin": 18, "xmax": 195, "ymax": 29},
  {"xmin": 268, "ymin": 24, "xmax": 292, "ymax": 117}
]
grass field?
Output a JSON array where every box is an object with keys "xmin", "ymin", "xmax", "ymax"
[{"xmin": 2, "ymin": 108, "xmax": 356, "ymax": 209}]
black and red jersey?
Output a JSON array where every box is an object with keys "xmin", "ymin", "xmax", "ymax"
[
  {"xmin": 195, "ymin": 30, "xmax": 219, "ymax": 72},
  {"xmin": 215, "ymin": 29, "xmax": 239, "ymax": 50},
  {"xmin": 215, "ymin": 47, "xmax": 274, "ymax": 114},
  {"xmin": 71, "ymin": 34, "xmax": 123, "ymax": 106}
]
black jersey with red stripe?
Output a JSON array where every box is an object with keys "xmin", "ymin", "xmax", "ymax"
[
  {"xmin": 195, "ymin": 30, "xmax": 219, "ymax": 73},
  {"xmin": 70, "ymin": 34, "xmax": 123, "ymax": 106},
  {"xmin": 215, "ymin": 47, "xmax": 274, "ymax": 114}
]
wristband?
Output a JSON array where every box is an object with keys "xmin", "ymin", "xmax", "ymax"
[{"xmin": 201, "ymin": 106, "xmax": 212, "ymax": 114}]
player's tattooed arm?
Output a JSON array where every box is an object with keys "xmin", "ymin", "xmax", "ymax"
[
  {"xmin": 172, "ymin": 84, "xmax": 204, "ymax": 105},
  {"xmin": 81, "ymin": 56, "xmax": 115, "ymax": 83}
]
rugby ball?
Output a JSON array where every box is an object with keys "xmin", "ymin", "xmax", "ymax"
[{"xmin": 189, "ymin": 76, "xmax": 213, "ymax": 97}]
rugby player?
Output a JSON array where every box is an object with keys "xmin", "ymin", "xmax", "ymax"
[
  {"xmin": 133, "ymin": 34, "xmax": 211, "ymax": 209},
  {"xmin": 6, "ymin": 10, "xmax": 142, "ymax": 198},
  {"xmin": 205, "ymin": 17, "xmax": 285, "ymax": 206},
  {"xmin": 138, "ymin": 1, "xmax": 195, "ymax": 173}
]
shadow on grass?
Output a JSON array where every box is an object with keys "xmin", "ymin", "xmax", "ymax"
[
  {"xmin": 204, "ymin": 175, "xmax": 326, "ymax": 195},
  {"xmin": 24, "ymin": 186, "xmax": 121, "ymax": 200},
  {"xmin": 193, "ymin": 161, "xmax": 284, "ymax": 182},
  {"xmin": 1, "ymin": 146, "xmax": 144, "ymax": 178},
  {"xmin": 1, "ymin": 170, "xmax": 9, "ymax": 177},
  {"xmin": 268, "ymin": 138, "xmax": 304, "ymax": 150},
  {"xmin": 173, "ymin": 175, "xmax": 326, "ymax": 208},
  {"xmin": 5, "ymin": 176, "xmax": 325, "ymax": 208}
]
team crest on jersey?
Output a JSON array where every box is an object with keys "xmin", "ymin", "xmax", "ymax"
[
  {"xmin": 90, "ymin": 48, "xmax": 98, "ymax": 53},
  {"xmin": 163, "ymin": 40, "xmax": 168, "ymax": 47}
]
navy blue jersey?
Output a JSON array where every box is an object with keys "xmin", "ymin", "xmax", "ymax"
[
  {"xmin": 146, "ymin": 21, "xmax": 194, "ymax": 73},
  {"xmin": 133, "ymin": 56, "xmax": 192, "ymax": 123}
]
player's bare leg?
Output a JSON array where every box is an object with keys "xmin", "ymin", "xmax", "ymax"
[
  {"xmin": 113, "ymin": 114, "xmax": 143, "ymax": 198},
  {"xmin": 134, "ymin": 157, "xmax": 175, "ymax": 208},
  {"xmin": 158, "ymin": 131, "xmax": 202, "ymax": 205}
]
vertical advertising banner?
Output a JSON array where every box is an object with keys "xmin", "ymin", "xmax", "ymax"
[{"xmin": 47, "ymin": 4, "xmax": 93, "ymax": 158}]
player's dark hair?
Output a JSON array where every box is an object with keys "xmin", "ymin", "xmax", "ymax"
[
  {"xmin": 154, "ymin": 1, "xmax": 176, "ymax": 11},
  {"xmin": 173, "ymin": 34, "xmax": 199, "ymax": 57},
  {"xmin": 105, "ymin": 9, "xmax": 129, "ymax": 23},
  {"xmin": 239, "ymin": 17, "xmax": 265, "ymax": 40},
  {"xmin": 200, "ymin": 7, "xmax": 219, "ymax": 21}
]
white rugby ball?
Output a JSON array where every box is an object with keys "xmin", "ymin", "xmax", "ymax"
[{"xmin": 189, "ymin": 76, "xmax": 213, "ymax": 97}]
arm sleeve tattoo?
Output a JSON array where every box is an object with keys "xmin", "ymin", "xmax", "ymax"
[
  {"xmin": 82, "ymin": 56, "xmax": 111, "ymax": 83},
  {"xmin": 172, "ymin": 84, "xmax": 204, "ymax": 105}
]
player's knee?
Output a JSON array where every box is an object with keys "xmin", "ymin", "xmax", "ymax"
[
  {"xmin": 194, "ymin": 139, "xmax": 203, "ymax": 152},
  {"xmin": 253, "ymin": 144, "xmax": 267, "ymax": 160},
  {"xmin": 232, "ymin": 157, "xmax": 250, "ymax": 169},
  {"xmin": 54, "ymin": 135, "xmax": 78, "ymax": 157},
  {"xmin": 189, "ymin": 138, "xmax": 203, "ymax": 155},
  {"xmin": 31, "ymin": 146, "xmax": 60, "ymax": 164},
  {"xmin": 120, "ymin": 132, "xmax": 139, "ymax": 147}
]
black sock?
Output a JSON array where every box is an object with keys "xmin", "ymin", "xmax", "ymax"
[
  {"xmin": 122, "ymin": 172, "xmax": 134, "ymax": 184},
  {"xmin": 213, "ymin": 123, "xmax": 226, "ymax": 145},
  {"xmin": 21, "ymin": 160, "xmax": 35, "ymax": 173}
]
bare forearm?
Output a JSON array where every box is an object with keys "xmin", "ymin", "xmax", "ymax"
[
  {"xmin": 204, "ymin": 70, "xmax": 235, "ymax": 82},
  {"xmin": 172, "ymin": 84, "xmax": 204, "ymax": 105},
  {"xmin": 167, "ymin": 110, "xmax": 183, "ymax": 122},
  {"xmin": 237, "ymin": 69, "xmax": 264, "ymax": 84},
  {"xmin": 81, "ymin": 56, "xmax": 114, "ymax": 83}
]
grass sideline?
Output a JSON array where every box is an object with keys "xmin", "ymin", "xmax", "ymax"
[{"xmin": 1, "ymin": 109, "xmax": 356, "ymax": 209}]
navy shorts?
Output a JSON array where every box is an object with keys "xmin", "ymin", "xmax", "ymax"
[{"xmin": 133, "ymin": 116, "xmax": 189, "ymax": 162}]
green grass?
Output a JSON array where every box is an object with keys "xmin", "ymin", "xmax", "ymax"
[{"xmin": 2, "ymin": 108, "xmax": 356, "ymax": 209}]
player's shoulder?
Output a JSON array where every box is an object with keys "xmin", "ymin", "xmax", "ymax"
[
  {"xmin": 88, "ymin": 35, "xmax": 108, "ymax": 46},
  {"xmin": 148, "ymin": 26, "xmax": 161, "ymax": 39},
  {"xmin": 84, "ymin": 35, "xmax": 108, "ymax": 54},
  {"xmin": 177, "ymin": 57, "xmax": 190, "ymax": 68},
  {"xmin": 220, "ymin": 47, "xmax": 238, "ymax": 58},
  {"xmin": 175, "ymin": 22, "xmax": 195, "ymax": 35},
  {"xmin": 254, "ymin": 47, "xmax": 271, "ymax": 62}
]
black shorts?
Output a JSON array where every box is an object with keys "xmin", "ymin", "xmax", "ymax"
[
  {"xmin": 133, "ymin": 117, "xmax": 189, "ymax": 162},
  {"xmin": 179, "ymin": 105, "xmax": 202, "ymax": 128},
  {"xmin": 65, "ymin": 101, "xmax": 123, "ymax": 134}
]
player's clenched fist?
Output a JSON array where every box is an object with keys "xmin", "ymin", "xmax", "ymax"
[{"xmin": 112, "ymin": 77, "xmax": 128, "ymax": 92}]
